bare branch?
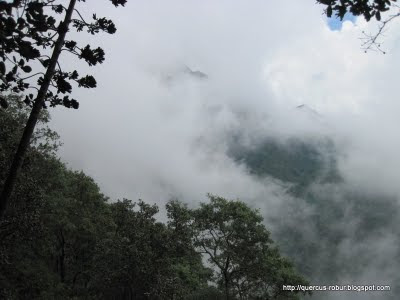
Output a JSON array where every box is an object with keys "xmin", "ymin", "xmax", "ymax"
[
  {"xmin": 361, "ymin": 6, "xmax": 400, "ymax": 54},
  {"xmin": 18, "ymin": 72, "xmax": 45, "ymax": 81},
  {"xmin": 74, "ymin": 8, "xmax": 89, "ymax": 25}
]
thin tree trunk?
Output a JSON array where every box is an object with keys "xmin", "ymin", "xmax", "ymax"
[{"xmin": 0, "ymin": 0, "xmax": 77, "ymax": 219}]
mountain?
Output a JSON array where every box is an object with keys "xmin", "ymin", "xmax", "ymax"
[
  {"xmin": 228, "ymin": 134, "xmax": 400, "ymax": 299},
  {"xmin": 162, "ymin": 65, "xmax": 208, "ymax": 84},
  {"xmin": 183, "ymin": 65, "xmax": 208, "ymax": 79},
  {"xmin": 228, "ymin": 135, "xmax": 340, "ymax": 195},
  {"xmin": 296, "ymin": 104, "xmax": 321, "ymax": 117}
]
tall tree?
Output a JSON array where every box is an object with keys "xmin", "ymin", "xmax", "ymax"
[
  {"xmin": 0, "ymin": 0, "xmax": 127, "ymax": 218},
  {"xmin": 170, "ymin": 195, "xmax": 310, "ymax": 300}
]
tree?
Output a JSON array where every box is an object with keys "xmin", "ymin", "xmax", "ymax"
[
  {"xmin": 317, "ymin": 0, "xmax": 396, "ymax": 21},
  {"xmin": 170, "ymin": 195, "xmax": 310, "ymax": 300},
  {"xmin": 0, "ymin": 95, "xmax": 60, "ymax": 259},
  {"xmin": 0, "ymin": 98, "xmax": 230, "ymax": 298},
  {"xmin": 166, "ymin": 200, "xmax": 214, "ymax": 299},
  {"xmin": 98, "ymin": 199, "xmax": 213, "ymax": 299},
  {"xmin": 0, "ymin": 95, "xmax": 66, "ymax": 298},
  {"xmin": 0, "ymin": 100, "xmax": 212, "ymax": 298},
  {"xmin": 0, "ymin": 0, "xmax": 127, "ymax": 218},
  {"xmin": 317, "ymin": 0, "xmax": 399, "ymax": 53}
]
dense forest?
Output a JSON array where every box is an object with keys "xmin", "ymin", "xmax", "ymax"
[{"xmin": 0, "ymin": 96, "xmax": 308, "ymax": 299}]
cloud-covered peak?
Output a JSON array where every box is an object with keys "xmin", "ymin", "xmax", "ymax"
[{"xmin": 161, "ymin": 64, "xmax": 208, "ymax": 85}]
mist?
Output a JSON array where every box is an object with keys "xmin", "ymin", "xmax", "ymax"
[{"xmin": 48, "ymin": 0, "xmax": 400, "ymax": 299}]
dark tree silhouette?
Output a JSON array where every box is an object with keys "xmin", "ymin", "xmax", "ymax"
[
  {"xmin": 0, "ymin": 0, "xmax": 127, "ymax": 218},
  {"xmin": 317, "ymin": 0, "xmax": 396, "ymax": 21}
]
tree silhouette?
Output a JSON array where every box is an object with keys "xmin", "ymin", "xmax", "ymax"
[
  {"xmin": 0, "ymin": 0, "xmax": 127, "ymax": 218},
  {"xmin": 317, "ymin": 0, "xmax": 396, "ymax": 21}
]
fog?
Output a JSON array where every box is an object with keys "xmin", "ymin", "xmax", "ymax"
[{"xmin": 48, "ymin": 0, "xmax": 400, "ymax": 299}]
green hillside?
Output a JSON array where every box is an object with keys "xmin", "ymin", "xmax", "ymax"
[
  {"xmin": 229, "ymin": 136, "xmax": 340, "ymax": 195},
  {"xmin": 229, "ymin": 136, "xmax": 400, "ymax": 299}
]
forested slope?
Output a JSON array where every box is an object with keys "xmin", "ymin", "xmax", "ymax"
[
  {"xmin": 229, "ymin": 135, "xmax": 400, "ymax": 299},
  {"xmin": 0, "ymin": 97, "xmax": 308, "ymax": 299}
]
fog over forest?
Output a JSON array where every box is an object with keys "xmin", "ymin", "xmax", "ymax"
[{"xmin": 44, "ymin": 1, "xmax": 400, "ymax": 299}]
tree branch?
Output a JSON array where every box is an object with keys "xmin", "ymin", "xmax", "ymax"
[{"xmin": 361, "ymin": 6, "xmax": 400, "ymax": 53}]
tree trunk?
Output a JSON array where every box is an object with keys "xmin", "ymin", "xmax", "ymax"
[{"xmin": 0, "ymin": 0, "xmax": 77, "ymax": 219}]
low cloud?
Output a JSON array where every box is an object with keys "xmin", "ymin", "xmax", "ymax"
[{"xmin": 49, "ymin": 1, "xmax": 400, "ymax": 298}]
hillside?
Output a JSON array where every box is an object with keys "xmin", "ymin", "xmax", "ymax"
[{"xmin": 228, "ymin": 135, "xmax": 400, "ymax": 299}]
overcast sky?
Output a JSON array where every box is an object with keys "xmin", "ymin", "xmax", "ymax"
[{"xmin": 49, "ymin": 0, "xmax": 400, "ymax": 207}]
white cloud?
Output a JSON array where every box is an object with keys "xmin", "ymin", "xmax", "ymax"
[{"xmin": 48, "ymin": 0, "xmax": 400, "ymax": 206}]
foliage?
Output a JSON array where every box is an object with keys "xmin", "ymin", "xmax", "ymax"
[
  {"xmin": 0, "ymin": 0, "xmax": 125, "ymax": 109},
  {"xmin": 167, "ymin": 195, "xmax": 310, "ymax": 300},
  {"xmin": 0, "ymin": 0, "xmax": 129, "ymax": 220},
  {"xmin": 317, "ymin": 0, "xmax": 397, "ymax": 21},
  {"xmin": 0, "ymin": 95, "xmax": 208, "ymax": 299},
  {"xmin": 317, "ymin": 0, "xmax": 400, "ymax": 53}
]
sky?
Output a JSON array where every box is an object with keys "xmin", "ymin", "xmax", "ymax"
[
  {"xmin": 327, "ymin": 13, "xmax": 356, "ymax": 31},
  {"xmin": 50, "ymin": 0, "xmax": 400, "ymax": 204},
  {"xmin": 47, "ymin": 2, "xmax": 400, "ymax": 298}
]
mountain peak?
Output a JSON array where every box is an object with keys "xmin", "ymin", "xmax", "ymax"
[
  {"xmin": 183, "ymin": 65, "xmax": 208, "ymax": 79},
  {"xmin": 296, "ymin": 104, "xmax": 321, "ymax": 118}
]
